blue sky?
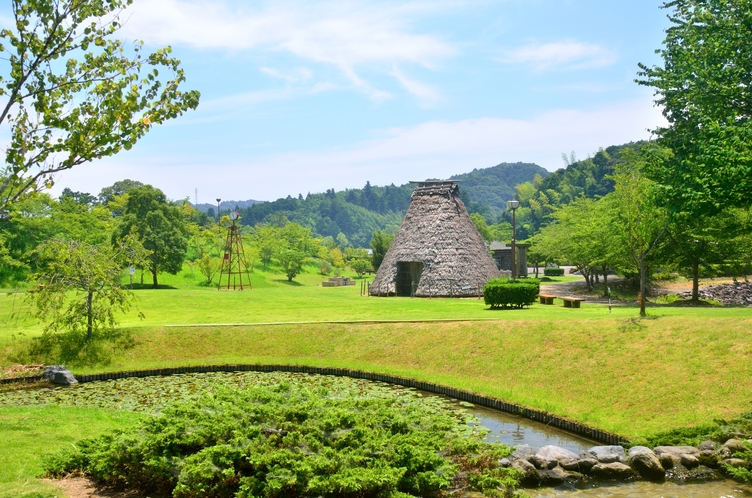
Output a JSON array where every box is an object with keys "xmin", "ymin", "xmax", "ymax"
[{"xmin": 8, "ymin": 0, "xmax": 671, "ymax": 203}]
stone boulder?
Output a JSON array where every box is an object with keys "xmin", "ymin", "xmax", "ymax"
[
  {"xmin": 583, "ymin": 445, "xmax": 626, "ymax": 464},
  {"xmin": 589, "ymin": 462, "xmax": 636, "ymax": 480},
  {"xmin": 720, "ymin": 439, "xmax": 749, "ymax": 458},
  {"xmin": 698, "ymin": 440, "xmax": 717, "ymax": 452},
  {"xmin": 537, "ymin": 445, "xmax": 580, "ymax": 462},
  {"xmin": 512, "ymin": 458, "xmax": 541, "ymax": 486},
  {"xmin": 511, "ymin": 444, "xmax": 536, "ymax": 462},
  {"xmin": 538, "ymin": 466, "xmax": 581, "ymax": 486},
  {"xmin": 529, "ymin": 454, "xmax": 558, "ymax": 470},
  {"xmin": 627, "ymin": 446, "xmax": 665, "ymax": 481},
  {"xmin": 43, "ymin": 365, "xmax": 77, "ymax": 385},
  {"xmin": 654, "ymin": 445, "xmax": 699, "ymax": 467}
]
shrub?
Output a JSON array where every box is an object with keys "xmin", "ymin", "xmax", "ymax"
[
  {"xmin": 483, "ymin": 278, "xmax": 540, "ymax": 309},
  {"xmin": 543, "ymin": 268, "xmax": 564, "ymax": 277},
  {"xmin": 43, "ymin": 383, "xmax": 520, "ymax": 497}
]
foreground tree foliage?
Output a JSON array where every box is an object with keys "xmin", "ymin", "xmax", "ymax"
[
  {"xmin": 0, "ymin": 0, "xmax": 200, "ymax": 209},
  {"xmin": 44, "ymin": 383, "xmax": 522, "ymax": 497},
  {"xmin": 26, "ymin": 235, "xmax": 147, "ymax": 341},
  {"xmin": 638, "ymin": 0, "xmax": 752, "ymax": 214}
]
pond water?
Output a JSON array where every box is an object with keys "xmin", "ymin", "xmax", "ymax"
[{"xmin": 3, "ymin": 371, "xmax": 751, "ymax": 497}]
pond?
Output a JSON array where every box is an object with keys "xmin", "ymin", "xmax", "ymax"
[{"xmin": 2, "ymin": 371, "xmax": 751, "ymax": 497}]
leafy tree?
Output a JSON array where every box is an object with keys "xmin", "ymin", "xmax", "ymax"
[
  {"xmin": 26, "ymin": 235, "xmax": 146, "ymax": 341},
  {"xmin": 370, "ymin": 230, "xmax": 394, "ymax": 271},
  {"xmin": 637, "ymin": 0, "xmax": 752, "ymax": 214},
  {"xmin": 97, "ymin": 180, "xmax": 145, "ymax": 205},
  {"xmin": 276, "ymin": 248, "xmax": 308, "ymax": 282},
  {"xmin": 113, "ymin": 185, "xmax": 188, "ymax": 288},
  {"xmin": 350, "ymin": 258, "xmax": 372, "ymax": 277},
  {"xmin": 0, "ymin": 1, "xmax": 199, "ymax": 209},
  {"xmin": 196, "ymin": 253, "xmax": 220, "ymax": 285},
  {"xmin": 253, "ymin": 224, "xmax": 283, "ymax": 270},
  {"xmin": 607, "ymin": 149, "xmax": 670, "ymax": 316}
]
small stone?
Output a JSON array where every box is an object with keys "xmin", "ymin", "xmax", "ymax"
[
  {"xmin": 539, "ymin": 466, "xmax": 579, "ymax": 486},
  {"xmin": 722, "ymin": 458, "xmax": 748, "ymax": 469},
  {"xmin": 721, "ymin": 439, "xmax": 749, "ymax": 455},
  {"xmin": 589, "ymin": 462, "xmax": 636, "ymax": 480},
  {"xmin": 560, "ymin": 458, "xmax": 582, "ymax": 471},
  {"xmin": 698, "ymin": 450, "xmax": 720, "ymax": 468},
  {"xmin": 681, "ymin": 454, "xmax": 700, "ymax": 469},
  {"xmin": 698, "ymin": 440, "xmax": 717, "ymax": 452},
  {"xmin": 498, "ymin": 458, "xmax": 511, "ymax": 468},
  {"xmin": 530, "ymin": 454, "xmax": 558, "ymax": 470},
  {"xmin": 577, "ymin": 458, "xmax": 598, "ymax": 473},
  {"xmin": 583, "ymin": 445, "xmax": 626, "ymax": 464},
  {"xmin": 627, "ymin": 446, "xmax": 665, "ymax": 481}
]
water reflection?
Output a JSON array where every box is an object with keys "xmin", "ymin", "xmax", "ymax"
[
  {"xmin": 467, "ymin": 405, "xmax": 598, "ymax": 453},
  {"xmin": 463, "ymin": 404, "xmax": 752, "ymax": 497}
]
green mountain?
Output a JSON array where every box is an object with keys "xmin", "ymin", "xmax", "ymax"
[{"xmin": 235, "ymin": 162, "xmax": 548, "ymax": 247}]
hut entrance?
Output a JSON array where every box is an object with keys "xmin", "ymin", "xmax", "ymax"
[{"xmin": 396, "ymin": 262, "xmax": 423, "ymax": 296}]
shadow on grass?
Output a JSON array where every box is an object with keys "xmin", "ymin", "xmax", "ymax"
[
  {"xmin": 11, "ymin": 328, "xmax": 136, "ymax": 367},
  {"xmin": 127, "ymin": 283, "xmax": 178, "ymax": 290},
  {"xmin": 273, "ymin": 279, "xmax": 304, "ymax": 286}
]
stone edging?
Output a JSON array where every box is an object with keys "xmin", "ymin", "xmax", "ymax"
[
  {"xmin": 69, "ymin": 363, "xmax": 625, "ymax": 445},
  {"xmin": 0, "ymin": 374, "xmax": 44, "ymax": 385}
]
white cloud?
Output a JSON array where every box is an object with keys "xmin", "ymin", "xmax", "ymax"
[
  {"xmin": 259, "ymin": 67, "xmax": 312, "ymax": 83},
  {"xmin": 501, "ymin": 41, "xmax": 617, "ymax": 71},
  {"xmin": 120, "ymin": 0, "xmax": 454, "ymax": 100},
  {"xmin": 52, "ymin": 98, "xmax": 666, "ymax": 202},
  {"xmin": 389, "ymin": 65, "xmax": 440, "ymax": 104}
]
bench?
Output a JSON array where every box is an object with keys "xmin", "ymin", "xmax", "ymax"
[
  {"xmin": 537, "ymin": 294, "xmax": 556, "ymax": 305},
  {"xmin": 561, "ymin": 297, "xmax": 585, "ymax": 308}
]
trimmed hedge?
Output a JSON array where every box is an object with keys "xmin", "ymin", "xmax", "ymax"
[
  {"xmin": 483, "ymin": 278, "xmax": 540, "ymax": 309},
  {"xmin": 543, "ymin": 268, "xmax": 565, "ymax": 277}
]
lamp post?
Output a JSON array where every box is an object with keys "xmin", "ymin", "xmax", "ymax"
[
  {"xmin": 507, "ymin": 200, "xmax": 520, "ymax": 279},
  {"xmin": 215, "ymin": 198, "xmax": 221, "ymax": 223}
]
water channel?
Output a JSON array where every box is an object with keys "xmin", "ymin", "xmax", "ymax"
[{"xmin": 464, "ymin": 403, "xmax": 752, "ymax": 497}]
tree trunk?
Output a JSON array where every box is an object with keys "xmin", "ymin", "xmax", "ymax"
[
  {"xmin": 639, "ymin": 256, "xmax": 647, "ymax": 317},
  {"xmin": 582, "ymin": 267, "xmax": 593, "ymax": 291},
  {"xmin": 692, "ymin": 261, "xmax": 700, "ymax": 301},
  {"xmin": 86, "ymin": 290, "xmax": 94, "ymax": 341},
  {"xmin": 152, "ymin": 263, "xmax": 159, "ymax": 288},
  {"xmin": 601, "ymin": 263, "xmax": 609, "ymax": 297}
]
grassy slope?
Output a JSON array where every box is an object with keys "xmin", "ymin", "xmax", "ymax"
[{"xmin": 1, "ymin": 262, "xmax": 752, "ymax": 494}]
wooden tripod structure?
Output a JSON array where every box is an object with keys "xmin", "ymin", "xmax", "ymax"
[{"xmin": 218, "ymin": 217, "xmax": 252, "ymax": 291}]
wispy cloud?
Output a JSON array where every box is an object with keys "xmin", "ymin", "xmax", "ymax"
[
  {"xmin": 260, "ymin": 67, "xmax": 312, "ymax": 84},
  {"xmin": 389, "ymin": 65, "xmax": 440, "ymax": 104},
  {"xmin": 500, "ymin": 41, "xmax": 617, "ymax": 71},
  {"xmin": 121, "ymin": 0, "xmax": 455, "ymax": 100},
  {"xmin": 54, "ymin": 98, "xmax": 666, "ymax": 201}
]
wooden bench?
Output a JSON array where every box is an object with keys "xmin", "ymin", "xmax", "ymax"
[
  {"xmin": 561, "ymin": 297, "xmax": 585, "ymax": 308},
  {"xmin": 537, "ymin": 294, "xmax": 556, "ymax": 305}
]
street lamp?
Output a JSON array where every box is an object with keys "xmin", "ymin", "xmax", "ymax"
[
  {"xmin": 215, "ymin": 198, "xmax": 221, "ymax": 223},
  {"xmin": 507, "ymin": 199, "xmax": 520, "ymax": 279}
]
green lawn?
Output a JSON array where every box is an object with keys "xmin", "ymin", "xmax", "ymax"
[{"xmin": 1, "ymin": 263, "xmax": 751, "ymax": 496}]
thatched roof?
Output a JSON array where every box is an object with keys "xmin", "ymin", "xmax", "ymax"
[{"xmin": 370, "ymin": 180, "xmax": 499, "ymax": 297}]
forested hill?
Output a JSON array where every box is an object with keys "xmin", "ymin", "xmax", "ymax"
[
  {"xmin": 451, "ymin": 162, "xmax": 549, "ymax": 217},
  {"xmin": 233, "ymin": 161, "xmax": 547, "ymax": 247},
  {"xmin": 506, "ymin": 141, "xmax": 645, "ymax": 238}
]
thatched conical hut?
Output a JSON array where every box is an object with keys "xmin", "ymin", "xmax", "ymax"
[{"xmin": 369, "ymin": 180, "xmax": 499, "ymax": 297}]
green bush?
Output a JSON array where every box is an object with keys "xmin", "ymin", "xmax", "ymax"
[
  {"xmin": 43, "ymin": 382, "xmax": 520, "ymax": 497},
  {"xmin": 543, "ymin": 268, "xmax": 565, "ymax": 277},
  {"xmin": 483, "ymin": 278, "xmax": 540, "ymax": 309}
]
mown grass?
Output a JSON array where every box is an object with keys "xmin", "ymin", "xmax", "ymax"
[
  {"xmin": 1, "ymin": 263, "xmax": 751, "ymax": 495},
  {"xmin": 0, "ymin": 405, "xmax": 144, "ymax": 498}
]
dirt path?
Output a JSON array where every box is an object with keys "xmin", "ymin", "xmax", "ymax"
[{"xmin": 44, "ymin": 477, "xmax": 148, "ymax": 498}]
